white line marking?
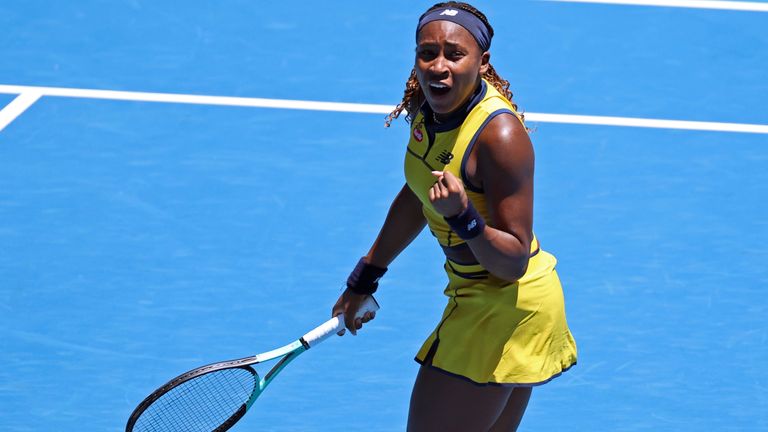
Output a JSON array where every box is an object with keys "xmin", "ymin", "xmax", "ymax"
[
  {"xmin": 541, "ymin": 0, "xmax": 768, "ymax": 12},
  {"xmin": 0, "ymin": 84, "xmax": 766, "ymax": 134},
  {"xmin": 0, "ymin": 92, "xmax": 42, "ymax": 132},
  {"xmin": 524, "ymin": 113, "xmax": 768, "ymax": 134},
  {"xmin": 0, "ymin": 84, "xmax": 392, "ymax": 114}
]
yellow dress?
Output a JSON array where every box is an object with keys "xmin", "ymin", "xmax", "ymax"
[{"xmin": 404, "ymin": 79, "xmax": 577, "ymax": 385}]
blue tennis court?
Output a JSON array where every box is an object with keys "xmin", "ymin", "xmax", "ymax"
[{"xmin": 1, "ymin": 1, "xmax": 766, "ymax": 430}]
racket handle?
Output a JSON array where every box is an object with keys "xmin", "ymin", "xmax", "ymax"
[{"xmin": 302, "ymin": 295, "xmax": 380, "ymax": 348}]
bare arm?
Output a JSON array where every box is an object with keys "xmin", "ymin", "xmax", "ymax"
[
  {"xmin": 430, "ymin": 114, "xmax": 534, "ymax": 282},
  {"xmin": 365, "ymin": 183, "xmax": 427, "ymax": 268},
  {"xmin": 333, "ymin": 183, "xmax": 426, "ymax": 334},
  {"xmin": 468, "ymin": 114, "xmax": 534, "ymax": 281}
]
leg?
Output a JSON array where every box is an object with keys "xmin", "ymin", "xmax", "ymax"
[
  {"xmin": 407, "ymin": 365, "xmax": 514, "ymax": 432},
  {"xmin": 488, "ymin": 387, "xmax": 532, "ymax": 432}
]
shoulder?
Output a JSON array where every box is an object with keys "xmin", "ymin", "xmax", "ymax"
[{"xmin": 476, "ymin": 112, "xmax": 533, "ymax": 178}]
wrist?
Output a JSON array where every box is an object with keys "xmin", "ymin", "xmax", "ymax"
[
  {"xmin": 444, "ymin": 200, "xmax": 486, "ymax": 240},
  {"xmin": 347, "ymin": 257, "xmax": 388, "ymax": 295}
]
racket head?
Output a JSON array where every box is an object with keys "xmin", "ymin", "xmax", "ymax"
[
  {"xmin": 127, "ymin": 296, "xmax": 380, "ymax": 431},
  {"xmin": 126, "ymin": 359, "xmax": 260, "ymax": 432}
]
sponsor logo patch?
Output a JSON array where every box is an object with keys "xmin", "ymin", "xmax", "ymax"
[{"xmin": 413, "ymin": 127, "xmax": 424, "ymax": 142}]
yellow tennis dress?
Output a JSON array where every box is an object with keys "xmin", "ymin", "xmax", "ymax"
[{"xmin": 405, "ymin": 79, "xmax": 577, "ymax": 386}]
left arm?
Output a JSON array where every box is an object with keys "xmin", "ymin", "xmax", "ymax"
[{"xmin": 429, "ymin": 114, "xmax": 534, "ymax": 281}]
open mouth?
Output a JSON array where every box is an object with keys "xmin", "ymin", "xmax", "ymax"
[{"xmin": 428, "ymin": 82, "xmax": 451, "ymax": 97}]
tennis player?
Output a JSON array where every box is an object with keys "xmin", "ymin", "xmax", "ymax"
[{"xmin": 332, "ymin": 2, "xmax": 577, "ymax": 430}]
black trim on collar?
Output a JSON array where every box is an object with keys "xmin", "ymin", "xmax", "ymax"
[{"xmin": 422, "ymin": 80, "xmax": 487, "ymax": 133}]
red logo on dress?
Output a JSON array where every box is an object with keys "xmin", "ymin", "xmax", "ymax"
[{"xmin": 413, "ymin": 128, "xmax": 424, "ymax": 142}]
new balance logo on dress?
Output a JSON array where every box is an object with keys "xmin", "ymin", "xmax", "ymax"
[{"xmin": 436, "ymin": 150, "xmax": 454, "ymax": 165}]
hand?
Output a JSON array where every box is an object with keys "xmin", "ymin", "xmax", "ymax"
[
  {"xmin": 331, "ymin": 289, "xmax": 376, "ymax": 336},
  {"xmin": 429, "ymin": 171, "xmax": 468, "ymax": 218}
]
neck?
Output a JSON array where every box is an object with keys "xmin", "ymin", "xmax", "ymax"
[{"xmin": 428, "ymin": 79, "xmax": 485, "ymax": 129}]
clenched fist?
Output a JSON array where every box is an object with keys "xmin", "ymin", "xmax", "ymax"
[{"xmin": 429, "ymin": 170, "xmax": 468, "ymax": 218}]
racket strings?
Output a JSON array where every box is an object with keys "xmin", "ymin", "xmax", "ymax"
[{"xmin": 133, "ymin": 367, "xmax": 257, "ymax": 432}]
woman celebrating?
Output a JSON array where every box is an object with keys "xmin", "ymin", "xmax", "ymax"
[{"xmin": 332, "ymin": 2, "xmax": 577, "ymax": 430}]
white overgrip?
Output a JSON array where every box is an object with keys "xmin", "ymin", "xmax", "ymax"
[{"xmin": 301, "ymin": 295, "xmax": 380, "ymax": 348}]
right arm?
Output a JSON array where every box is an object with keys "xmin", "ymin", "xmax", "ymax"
[
  {"xmin": 365, "ymin": 183, "xmax": 427, "ymax": 268},
  {"xmin": 333, "ymin": 183, "xmax": 426, "ymax": 334}
]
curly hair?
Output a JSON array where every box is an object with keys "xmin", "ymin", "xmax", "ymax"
[{"xmin": 385, "ymin": 2, "xmax": 520, "ymax": 127}]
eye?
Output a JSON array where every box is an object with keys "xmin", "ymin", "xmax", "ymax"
[
  {"xmin": 448, "ymin": 50, "xmax": 465, "ymax": 60},
  {"xmin": 417, "ymin": 47, "xmax": 437, "ymax": 61}
]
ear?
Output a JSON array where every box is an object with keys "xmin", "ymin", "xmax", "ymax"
[{"xmin": 479, "ymin": 51, "xmax": 490, "ymax": 75}]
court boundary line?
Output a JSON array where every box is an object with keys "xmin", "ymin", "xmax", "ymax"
[
  {"xmin": 0, "ymin": 84, "xmax": 767, "ymax": 134},
  {"xmin": 540, "ymin": 0, "xmax": 768, "ymax": 12},
  {"xmin": 0, "ymin": 92, "xmax": 42, "ymax": 132}
]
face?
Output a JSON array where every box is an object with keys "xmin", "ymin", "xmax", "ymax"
[{"xmin": 415, "ymin": 20, "xmax": 490, "ymax": 115}]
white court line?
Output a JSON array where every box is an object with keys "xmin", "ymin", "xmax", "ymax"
[
  {"xmin": 0, "ymin": 92, "xmax": 42, "ymax": 132},
  {"xmin": 0, "ymin": 84, "xmax": 767, "ymax": 134},
  {"xmin": 541, "ymin": 0, "xmax": 768, "ymax": 12},
  {"xmin": 526, "ymin": 113, "xmax": 768, "ymax": 134},
  {"xmin": 0, "ymin": 84, "xmax": 391, "ymax": 115}
]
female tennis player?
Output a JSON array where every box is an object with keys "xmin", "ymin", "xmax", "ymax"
[{"xmin": 332, "ymin": 2, "xmax": 577, "ymax": 430}]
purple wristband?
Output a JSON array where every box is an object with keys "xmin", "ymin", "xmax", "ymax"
[
  {"xmin": 444, "ymin": 201, "xmax": 486, "ymax": 240},
  {"xmin": 347, "ymin": 257, "xmax": 388, "ymax": 295}
]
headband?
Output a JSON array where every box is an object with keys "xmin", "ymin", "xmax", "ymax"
[{"xmin": 416, "ymin": 7, "xmax": 492, "ymax": 51}]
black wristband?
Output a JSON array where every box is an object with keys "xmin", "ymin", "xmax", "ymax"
[
  {"xmin": 444, "ymin": 200, "xmax": 486, "ymax": 240},
  {"xmin": 347, "ymin": 257, "xmax": 388, "ymax": 295}
]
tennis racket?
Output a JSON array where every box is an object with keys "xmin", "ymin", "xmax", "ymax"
[{"xmin": 125, "ymin": 295, "xmax": 379, "ymax": 432}]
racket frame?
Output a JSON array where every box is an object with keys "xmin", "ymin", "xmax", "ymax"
[{"xmin": 126, "ymin": 296, "xmax": 378, "ymax": 432}]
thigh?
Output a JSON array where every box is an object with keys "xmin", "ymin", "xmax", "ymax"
[
  {"xmin": 407, "ymin": 365, "xmax": 514, "ymax": 432},
  {"xmin": 488, "ymin": 387, "xmax": 532, "ymax": 432}
]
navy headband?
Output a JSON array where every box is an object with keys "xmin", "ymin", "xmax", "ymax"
[{"xmin": 416, "ymin": 7, "xmax": 492, "ymax": 51}]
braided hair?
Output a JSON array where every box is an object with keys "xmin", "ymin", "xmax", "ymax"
[{"xmin": 385, "ymin": 2, "xmax": 519, "ymax": 127}]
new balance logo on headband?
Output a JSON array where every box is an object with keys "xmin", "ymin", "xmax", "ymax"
[{"xmin": 417, "ymin": 6, "xmax": 492, "ymax": 51}]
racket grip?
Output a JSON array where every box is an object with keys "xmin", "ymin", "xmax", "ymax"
[{"xmin": 302, "ymin": 295, "xmax": 380, "ymax": 348}]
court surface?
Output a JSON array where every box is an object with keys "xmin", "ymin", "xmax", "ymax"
[{"xmin": 1, "ymin": 1, "xmax": 766, "ymax": 431}]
